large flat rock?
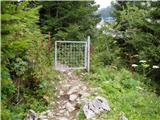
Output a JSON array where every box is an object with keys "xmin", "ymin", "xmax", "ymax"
[{"xmin": 83, "ymin": 96, "xmax": 111, "ymax": 119}]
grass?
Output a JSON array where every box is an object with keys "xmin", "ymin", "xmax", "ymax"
[{"xmin": 78, "ymin": 66, "xmax": 160, "ymax": 120}]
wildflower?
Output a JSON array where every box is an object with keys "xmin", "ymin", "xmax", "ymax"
[
  {"xmin": 147, "ymin": 2, "xmax": 151, "ymax": 7},
  {"xmin": 152, "ymin": 65, "xmax": 159, "ymax": 69},
  {"xmin": 157, "ymin": 20, "xmax": 160, "ymax": 24},
  {"xmin": 146, "ymin": 18, "xmax": 151, "ymax": 23},
  {"xmin": 32, "ymin": 59, "xmax": 35, "ymax": 63},
  {"xmin": 132, "ymin": 64, "xmax": 138, "ymax": 67},
  {"xmin": 141, "ymin": 2, "xmax": 145, "ymax": 6},
  {"xmin": 112, "ymin": 34, "xmax": 116, "ymax": 37},
  {"xmin": 139, "ymin": 60, "xmax": 146, "ymax": 63},
  {"xmin": 133, "ymin": 54, "xmax": 139, "ymax": 57}
]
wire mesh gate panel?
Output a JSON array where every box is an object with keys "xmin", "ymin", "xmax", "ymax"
[{"xmin": 55, "ymin": 38, "xmax": 90, "ymax": 71}]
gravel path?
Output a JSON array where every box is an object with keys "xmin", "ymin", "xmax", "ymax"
[{"xmin": 39, "ymin": 70, "xmax": 91, "ymax": 120}]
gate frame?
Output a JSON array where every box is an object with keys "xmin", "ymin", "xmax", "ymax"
[{"xmin": 54, "ymin": 36, "xmax": 90, "ymax": 72}]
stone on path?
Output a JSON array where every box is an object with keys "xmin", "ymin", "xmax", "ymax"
[
  {"xmin": 65, "ymin": 102, "xmax": 75, "ymax": 112},
  {"xmin": 81, "ymin": 86, "xmax": 87, "ymax": 91},
  {"xmin": 24, "ymin": 109, "xmax": 38, "ymax": 120},
  {"xmin": 119, "ymin": 112, "xmax": 128, "ymax": 120},
  {"xmin": 83, "ymin": 105, "xmax": 96, "ymax": 119},
  {"xmin": 80, "ymin": 92, "xmax": 90, "ymax": 97},
  {"xmin": 67, "ymin": 86, "xmax": 80, "ymax": 95},
  {"xmin": 95, "ymin": 96, "xmax": 111, "ymax": 111},
  {"xmin": 83, "ymin": 96, "xmax": 111, "ymax": 119},
  {"xmin": 69, "ymin": 94, "xmax": 78, "ymax": 101},
  {"xmin": 25, "ymin": 71, "xmax": 91, "ymax": 120},
  {"xmin": 59, "ymin": 90, "xmax": 64, "ymax": 96},
  {"xmin": 57, "ymin": 117, "xmax": 68, "ymax": 120}
]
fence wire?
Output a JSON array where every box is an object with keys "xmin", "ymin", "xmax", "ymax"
[{"xmin": 55, "ymin": 41, "xmax": 87, "ymax": 70}]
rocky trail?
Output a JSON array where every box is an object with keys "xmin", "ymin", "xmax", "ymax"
[
  {"xmin": 39, "ymin": 70, "xmax": 91, "ymax": 120},
  {"xmin": 25, "ymin": 70, "xmax": 112, "ymax": 120}
]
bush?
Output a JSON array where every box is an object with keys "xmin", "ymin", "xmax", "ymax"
[
  {"xmin": 1, "ymin": 1, "xmax": 58, "ymax": 119},
  {"xmin": 92, "ymin": 30, "xmax": 123, "ymax": 71}
]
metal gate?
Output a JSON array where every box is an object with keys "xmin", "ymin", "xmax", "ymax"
[{"xmin": 55, "ymin": 36, "xmax": 90, "ymax": 72}]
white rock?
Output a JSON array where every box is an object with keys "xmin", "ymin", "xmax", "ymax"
[
  {"xmin": 40, "ymin": 111, "xmax": 47, "ymax": 116},
  {"xmin": 56, "ymin": 101, "xmax": 60, "ymax": 104},
  {"xmin": 80, "ymin": 98, "xmax": 88, "ymax": 105},
  {"xmin": 67, "ymin": 86, "xmax": 79, "ymax": 95},
  {"xmin": 58, "ymin": 117, "xmax": 68, "ymax": 120},
  {"xmin": 39, "ymin": 115, "xmax": 47, "ymax": 120},
  {"xmin": 83, "ymin": 104, "xmax": 96, "ymax": 119},
  {"xmin": 120, "ymin": 113, "xmax": 128, "ymax": 120},
  {"xmin": 64, "ymin": 111, "xmax": 70, "ymax": 117},
  {"xmin": 62, "ymin": 100, "xmax": 68, "ymax": 105},
  {"xmin": 56, "ymin": 113, "xmax": 61, "ymax": 116},
  {"xmin": 81, "ymin": 92, "xmax": 90, "ymax": 97},
  {"xmin": 60, "ymin": 90, "xmax": 64, "ymax": 96},
  {"xmin": 48, "ymin": 111, "xmax": 54, "ymax": 118},
  {"xmin": 92, "ymin": 87, "xmax": 102, "ymax": 92},
  {"xmin": 24, "ymin": 109, "xmax": 38, "ymax": 120},
  {"xmin": 62, "ymin": 105, "xmax": 66, "ymax": 109},
  {"xmin": 65, "ymin": 102, "xmax": 75, "ymax": 112},
  {"xmin": 81, "ymin": 86, "xmax": 87, "ymax": 91},
  {"xmin": 58, "ymin": 106, "xmax": 62, "ymax": 109},
  {"xmin": 67, "ymin": 72, "xmax": 72, "ymax": 77},
  {"xmin": 95, "ymin": 96, "xmax": 111, "ymax": 111},
  {"xmin": 64, "ymin": 84, "xmax": 71, "ymax": 89},
  {"xmin": 59, "ymin": 109, "xmax": 65, "ymax": 113},
  {"xmin": 69, "ymin": 94, "xmax": 78, "ymax": 101},
  {"xmin": 39, "ymin": 110, "xmax": 52, "ymax": 120},
  {"xmin": 83, "ymin": 96, "xmax": 111, "ymax": 119},
  {"xmin": 50, "ymin": 102, "xmax": 55, "ymax": 106},
  {"xmin": 88, "ymin": 101, "xmax": 101, "ymax": 114}
]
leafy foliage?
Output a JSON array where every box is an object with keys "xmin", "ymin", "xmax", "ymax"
[
  {"xmin": 112, "ymin": 1, "xmax": 160, "ymax": 83},
  {"xmin": 1, "ymin": 1, "xmax": 57, "ymax": 119},
  {"xmin": 1, "ymin": 1, "xmax": 160, "ymax": 120},
  {"xmin": 83, "ymin": 1, "xmax": 160, "ymax": 119},
  {"xmin": 92, "ymin": 26, "xmax": 123, "ymax": 69}
]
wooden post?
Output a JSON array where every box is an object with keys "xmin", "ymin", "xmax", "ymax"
[
  {"xmin": 48, "ymin": 32, "xmax": 51, "ymax": 53},
  {"xmin": 55, "ymin": 41, "xmax": 57, "ymax": 69},
  {"xmin": 87, "ymin": 36, "xmax": 90, "ymax": 72}
]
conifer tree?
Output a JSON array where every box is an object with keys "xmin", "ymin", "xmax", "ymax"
[
  {"xmin": 112, "ymin": 1, "xmax": 160, "ymax": 81},
  {"xmin": 1, "ymin": 1, "xmax": 51, "ymax": 119},
  {"xmin": 39, "ymin": 1, "xmax": 100, "ymax": 41}
]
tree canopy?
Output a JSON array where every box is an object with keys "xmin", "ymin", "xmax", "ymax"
[{"xmin": 39, "ymin": 1, "xmax": 100, "ymax": 40}]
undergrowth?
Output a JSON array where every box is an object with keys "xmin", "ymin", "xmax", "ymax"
[
  {"xmin": 1, "ymin": 67, "xmax": 59, "ymax": 120},
  {"xmin": 78, "ymin": 66, "xmax": 160, "ymax": 120}
]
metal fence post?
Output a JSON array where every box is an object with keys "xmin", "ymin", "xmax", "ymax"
[
  {"xmin": 84, "ymin": 42, "xmax": 87, "ymax": 68},
  {"xmin": 87, "ymin": 36, "xmax": 90, "ymax": 72}
]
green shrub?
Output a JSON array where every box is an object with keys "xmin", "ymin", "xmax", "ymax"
[
  {"xmin": 92, "ymin": 33, "xmax": 123, "ymax": 71},
  {"xmin": 1, "ymin": 1, "xmax": 58, "ymax": 119}
]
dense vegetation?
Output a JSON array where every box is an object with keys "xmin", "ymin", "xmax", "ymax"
[
  {"xmin": 1, "ymin": 1, "xmax": 99, "ymax": 119},
  {"xmin": 38, "ymin": 1, "xmax": 100, "ymax": 41},
  {"xmin": 112, "ymin": 1, "xmax": 160, "ymax": 90},
  {"xmin": 79, "ymin": 67, "xmax": 160, "ymax": 120},
  {"xmin": 79, "ymin": 1, "xmax": 160, "ymax": 120},
  {"xmin": 1, "ymin": 1, "xmax": 57, "ymax": 119},
  {"xmin": 1, "ymin": 1, "xmax": 160, "ymax": 120}
]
